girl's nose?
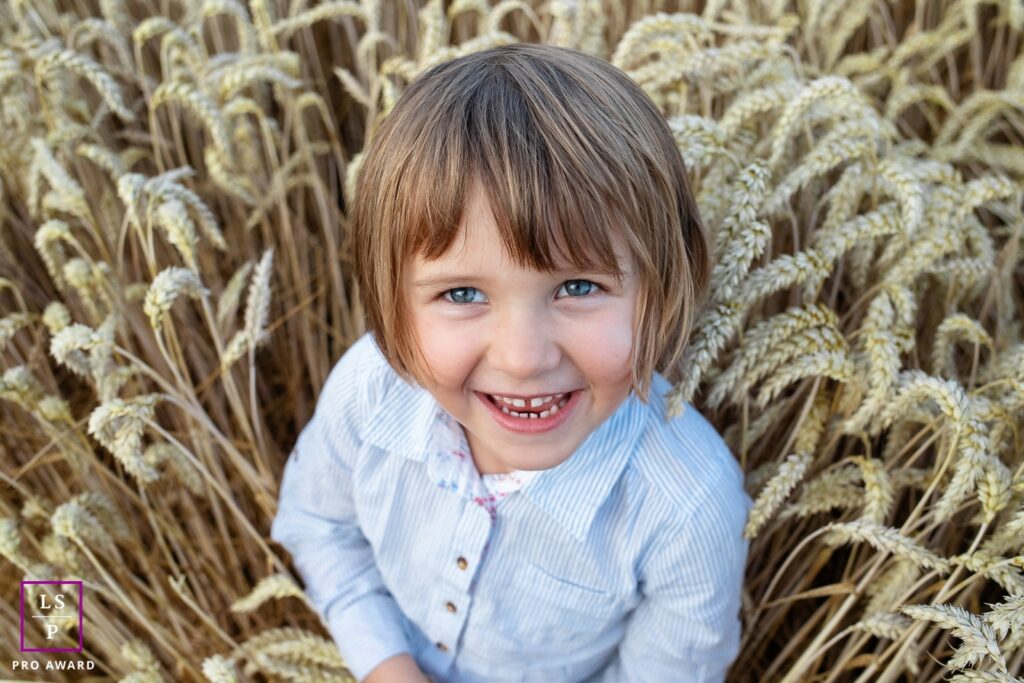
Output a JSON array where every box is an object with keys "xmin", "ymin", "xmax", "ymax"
[{"xmin": 489, "ymin": 308, "xmax": 560, "ymax": 380}]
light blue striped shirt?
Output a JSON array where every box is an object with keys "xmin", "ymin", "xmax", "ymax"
[{"xmin": 270, "ymin": 332, "xmax": 752, "ymax": 682}]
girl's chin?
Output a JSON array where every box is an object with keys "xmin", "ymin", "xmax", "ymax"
[{"xmin": 511, "ymin": 450, "xmax": 574, "ymax": 472}]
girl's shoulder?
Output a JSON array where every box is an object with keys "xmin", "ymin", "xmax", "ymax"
[
  {"xmin": 318, "ymin": 331, "xmax": 395, "ymax": 420},
  {"xmin": 319, "ymin": 332, "xmax": 438, "ymax": 456},
  {"xmin": 627, "ymin": 372, "xmax": 750, "ymax": 522},
  {"xmin": 337, "ymin": 330, "xmax": 388, "ymax": 374}
]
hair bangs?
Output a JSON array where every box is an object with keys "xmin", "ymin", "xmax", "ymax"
[{"xmin": 407, "ymin": 60, "xmax": 638, "ymax": 287}]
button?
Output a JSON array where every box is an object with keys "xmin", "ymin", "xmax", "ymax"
[
  {"xmin": 436, "ymin": 642, "xmax": 448, "ymax": 652},
  {"xmin": 446, "ymin": 601, "xmax": 457, "ymax": 613},
  {"xmin": 456, "ymin": 556, "xmax": 468, "ymax": 570}
]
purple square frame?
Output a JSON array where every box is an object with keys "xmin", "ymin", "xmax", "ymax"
[{"xmin": 20, "ymin": 580, "xmax": 84, "ymax": 653}]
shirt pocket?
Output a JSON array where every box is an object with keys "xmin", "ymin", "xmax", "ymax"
[{"xmin": 506, "ymin": 561, "xmax": 618, "ymax": 648}]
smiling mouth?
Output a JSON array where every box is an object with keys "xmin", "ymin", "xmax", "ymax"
[{"xmin": 482, "ymin": 390, "xmax": 578, "ymax": 418}]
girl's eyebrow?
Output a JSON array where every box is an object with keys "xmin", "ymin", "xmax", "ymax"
[
  {"xmin": 414, "ymin": 275, "xmax": 487, "ymax": 290},
  {"xmin": 414, "ymin": 270, "xmax": 614, "ymax": 290}
]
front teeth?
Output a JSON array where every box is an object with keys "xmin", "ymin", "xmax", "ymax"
[
  {"xmin": 495, "ymin": 393, "xmax": 571, "ymax": 419},
  {"xmin": 490, "ymin": 393, "xmax": 564, "ymax": 408}
]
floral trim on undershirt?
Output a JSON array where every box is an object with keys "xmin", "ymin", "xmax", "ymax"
[{"xmin": 427, "ymin": 406, "xmax": 541, "ymax": 520}]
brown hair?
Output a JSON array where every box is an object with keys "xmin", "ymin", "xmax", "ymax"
[{"xmin": 351, "ymin": 43, "xmax": 711, "ymax": 404}]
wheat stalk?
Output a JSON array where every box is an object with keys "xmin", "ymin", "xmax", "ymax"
[
  {"xmin": 852, "ymin": 612, "xmax": 912, "ymax": 640},
  {"xmin": 202, "ymin": 654, "xmax": 240, "ymax": 683},
  {"xmin": 152, "ymin": 81, "xmax": 235, "ymax": 164},
  {"xmin": 984, "ymin": 594, "xmax": 1024, "ymax": 642},
  {"xmin": 201, "ymin": 0, "xmax": 258, "ymax": 54},
  {"xmin": 952, "ymin": 549, "xmax": 1024, "ymax": 597},
  {"xmin": 271, "ymin": 1, "xmax": 368, "ymax": 39},
  {"xmin": 155, "ymin": 199, "xmax": 199, "ymax": 267},
  {"xmin": 143, "ymin": 443, "xmax": 204, "ymax": 495},
  {"xmin": 824, "ymin": 519, "xmax": 951, "ymax": 573},
  {"xmin": 947, "ymin": 672, "xmax": 1024, "ymax": 683},
  {"xmin": 35, "ymin": 47, "xmax": 134, "ymax": 121},
  {"xmin": 87, "ymin": 394, "xmax": 164, "ymax": 485},
  {"xmin": 230, "ymin": 573, "xmax": 313, "ymax": 613},
  {"xmin": 51, "ymin": 498, "xmax": 117, "ymax": 556},
  {"xmin": 745, "ymin": 453, "xmax": 812, "ymax": 539},
  {"xmin": 29, "ymin": 139, "xmax": 90, "ymax": 222},
  {"xmin": 851, "ymin": 455, "xmax": 895, "ymax": 525},
  {"xmin": 767, "ymin": 76, "xmax": 873, "ymax": 173},
  {"xmin": 865, "ymin": 558, "xmax": 922, "ymax": 616},
  {"xmin": 243, "ymin": 248, "xmax": 274, "ymax": 348},
  {"xmin": 901, "ymin": 603, "xmax": 1006, "ymax": 672},
  {"xmin": 143, "ymin": 267, "xmax": 209, "ymax": 330}
]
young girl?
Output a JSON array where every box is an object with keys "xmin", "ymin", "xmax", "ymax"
[{"xmin": 270, "ymin": 43, "xmax": 751, "ymax": 683}]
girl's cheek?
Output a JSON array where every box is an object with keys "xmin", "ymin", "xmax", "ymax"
[
  {"xmin": 415, "ymin": 318, "xmax": 469, "ymax": 376},
  {"xmin": 579, "ymin": 307, "xmax": 634, "ymax": 372}
]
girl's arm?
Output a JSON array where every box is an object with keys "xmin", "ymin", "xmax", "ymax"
[
  {"xmin": 270, "ymin": 339, "xmax": 419, "ymax": 681},
  {"xmin": 588, "ymin": 470, "xmax": 751, "ymax": 682},
  {"xmin": 364, "ymin": 654, "xmax": 433, "ymax": 683}
]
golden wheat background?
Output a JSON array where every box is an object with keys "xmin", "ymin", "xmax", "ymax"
[{"xmin": 0, "ymin": 0, "xmax": 1022, "ymax": 681}]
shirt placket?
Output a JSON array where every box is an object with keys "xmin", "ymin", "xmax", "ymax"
[
  {"xmin": 422, "ymin": 407, "xmax": 546, "ymax": 669},
  {"xmin": 421, "ymin": 409, "xmax": 498, "ymax": 665},
  {"xmin": 411, "ymin": 497, "xmax": 491, "ymax": 683},
  {"xmin": 424, "ymin": 501, "xmax": 492, "ymax": 664}
]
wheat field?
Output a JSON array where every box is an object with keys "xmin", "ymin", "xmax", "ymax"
[{"xmin": 0, "ymin": 0, "xmax": 1022, "ymax": 681}]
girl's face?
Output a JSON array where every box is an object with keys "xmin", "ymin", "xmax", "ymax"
[{"xmin": 403, "ymin": 183, "xmax": 639, "ymax": 475}]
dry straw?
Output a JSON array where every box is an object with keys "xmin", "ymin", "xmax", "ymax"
[{"xmin": 1, "ymin": 0, "xmax": 1022, "ymax": 681}]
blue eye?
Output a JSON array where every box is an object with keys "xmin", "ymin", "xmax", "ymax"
[
  {"xmin": 439, "ymin": 280, "xmax": 602, "ymax": 306},
  {"xmin": 558, "ymin": 280, "xmax": 601, "ymax": 297},
  {"xmin": 441, "ymin": 287, "xmax": 486, "ymax": 305}
]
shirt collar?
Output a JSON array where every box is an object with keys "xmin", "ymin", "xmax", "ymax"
[
  {"xmin": 362, "ymin": 375, "xmax": 437, "ymax": 461},
  {"xmin": 362, "ymin": 376, "xmax": 652, "ymax": 543},
  {"xmin": 518, "ymin": 389, "xmax": 648, "ymax": 542}
]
